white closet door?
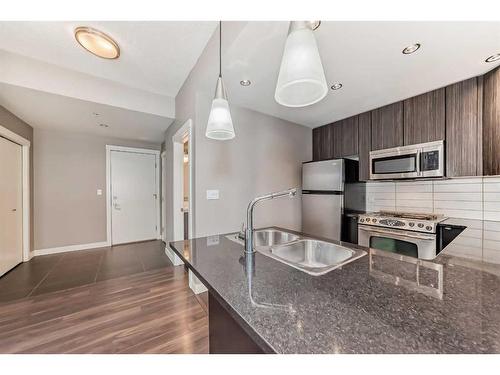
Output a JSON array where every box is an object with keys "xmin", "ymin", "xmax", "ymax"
[
  {"xmin": 0, "ymin": 137, "xmax": 23, "ymax": 276},
  {"xmin": 110, "ymin": 150, "xmax": 157, "ymax": 245}
]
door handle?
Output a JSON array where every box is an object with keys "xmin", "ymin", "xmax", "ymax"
[{"xmin": 12, "ymin": 208, "xmax": 17, "ymax": 212}]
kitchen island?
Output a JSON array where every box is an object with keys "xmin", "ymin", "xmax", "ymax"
[{"xmin": 169, "ymin": 227, "xmax": 500, "ymax": 354}]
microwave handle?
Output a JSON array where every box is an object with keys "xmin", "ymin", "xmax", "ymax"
[{"xmin": 416, "ymin": 149, "xmax": 421, "ymax": 176}]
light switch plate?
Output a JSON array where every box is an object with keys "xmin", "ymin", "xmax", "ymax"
[
  {"xmin": 206, "ymin": 189, "xmax": 219, "ymax": 200},
  {"xmin": 97, "ymin": 189, "xmax": 103, "ymax": 196}
]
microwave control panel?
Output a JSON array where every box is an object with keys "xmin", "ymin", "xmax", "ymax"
[{"xmin": 421, "ymin": 150, "xmax": 440, "ymax": 171}]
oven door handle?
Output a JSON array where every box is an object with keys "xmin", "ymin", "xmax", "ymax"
[{"xmin": 358, "ymin": 225, "xmax": 435, "ymax": 241}]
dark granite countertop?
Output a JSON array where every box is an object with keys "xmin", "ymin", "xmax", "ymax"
[{"xmin": 169, "ymin": 227, "xmax": 500, "ymax": 354}]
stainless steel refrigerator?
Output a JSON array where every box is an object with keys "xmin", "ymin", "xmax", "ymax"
[{"xmin": 301, "ymin": 159, "xmax": 365, "ymax": 241}]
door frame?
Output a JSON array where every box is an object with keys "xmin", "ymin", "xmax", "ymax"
[
  {"xmin": 0, "ymin": 124, "xmax": 31, "ymax": 262},
  {"xmin": 161, "ymin": 150, "xmax": 167, "ymax": 242},
  {"xmin": 105, "ymin": 145, "xmax": 161, "ymax": 246},
  {"xmin": 172, "ymin": 119, "xmax": 193, "ymax": 241}
]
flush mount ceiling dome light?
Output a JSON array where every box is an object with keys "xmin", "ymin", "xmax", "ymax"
[
  {"xmin": 74, "ymin": 27, "xmax": 120, "ymax": 59},
  {"xmin": 486, "ymin": 53, "xmax": 500, "ymax": 63},
  {"xmin": 275, "ymin": 21, "xmax": 328, "ymax": 108},
  {"xmin": 205, "ymin": 21, "xmax": 235, "ymax": 141},
  {"xmin": 402, "ymin": 43, "xmax": 421, "ymax": 55}
]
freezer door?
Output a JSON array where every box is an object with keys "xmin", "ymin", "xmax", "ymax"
[
  {"xmin": 302, "ymin": 194, "xmax": 343, "ymax": 241},
  {"xmin": 302, "ymin": 159, "xmax": 344, "ymax": 191}
]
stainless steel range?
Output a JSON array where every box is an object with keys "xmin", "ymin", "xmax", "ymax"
[{"xmin": 358, "ymin": 211, "xmax": 447, "ymax": 260}]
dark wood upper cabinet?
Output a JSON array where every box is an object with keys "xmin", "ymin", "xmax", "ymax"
[
  {"xmin": 340, "ymin": 116, "xmax": 359, "ymax": 156},
  {"xmin": 312, "ymin": 125, "xmax": 334, "ymax": 161},
  {"xmin": 371, "ymin": 102, "xmax": 404, "ymax": 150},
  {"xmin": 483, "ymin": 67, "xmax": 500, "ymax": 176},
  {"xmin": 446, "ymin": 77, "xmax": 482, "ymax": 177},
  {"xmin": 403, "ymin": 89, "xmax": 445, "ymax": 145},
  {"xmin": 312, "ymin": 127, "xmax": 321, "ymax": 161},
  {"xmin": 357, "ymin": 112, "xmax": 372, "ymax": 181},
  {"xmin": 332, "ymin": 121, "xmax": 343, "ymax": 158}
]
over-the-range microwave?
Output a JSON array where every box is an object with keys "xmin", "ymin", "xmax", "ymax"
[{"xmin": 369, "ymin": 140, "xmax": 444, "ymax": 180}]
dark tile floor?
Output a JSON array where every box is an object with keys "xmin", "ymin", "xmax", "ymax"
[{"xmin": 0, "ymin": 240, "xmax": 173, "ymax": 303}]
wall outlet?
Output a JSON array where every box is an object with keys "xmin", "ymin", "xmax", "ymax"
[
  {"xmin": 206, "ymin": 189, "xmax": 219, "ymax": 200},
  {"xmin": 97, "ymin": 189, "xmax": 102, "ymax": 196}
]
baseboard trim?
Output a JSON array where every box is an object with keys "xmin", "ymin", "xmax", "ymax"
[{"xmin": 34, "ymin": 241, "xmax": 110, "ymax": 257}]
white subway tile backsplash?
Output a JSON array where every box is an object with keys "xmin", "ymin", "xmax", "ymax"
[
  {"xmin": 483, "ymin": 211, "xmax": 500, "ymax": 221},
  {"xmin": 483, "ymin": 192, "xmax": 500, "ymax": 201},
  {"xmin": 396, "ymin": 199, "xmax": 433, "ymax": 208},
  {"xmin": 433, "ymin": 183, "xmax": 482, "ymax": 193},
  {"xmin": 434, "ymin": 200, "xmax": 482, "ymax": 210},
  {"xmin": 483, "ymin": 249, "xmax": 500, "ymax": 264},
  {"xmin": 484, "ymin": 201, "xmax": 500, "ymax": 211},
  {"xmin": 484, "ymin": 230, "xmax": 500, "ymax": 241},
  {"xmin": 396, "ymin": 182, "xmax": 432, "ymax": 193},
  {"xmin": 433, "ymin": 208, "xmax": 483, "ymax": 220},
  {"xmin": 483, "ymin": 183, "xmax": 500, "ymax": 192},
  {"xmin": 433, "ymin": 192, "xmax": 482, "ymax": 201},
  {"xmin": 483, "ymin": 221, "xmax": 500, "ymax": 232},
  {"xmin": 396, "ymin": 192, "xmax": 433, "ymax": 200},
  {"xmin": 433, "ymin": 177, "xmax": 483, "ymax": 184}
]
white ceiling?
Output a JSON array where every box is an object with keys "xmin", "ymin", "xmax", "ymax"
[
  {"xmin": 0, "ymin": 83, "xmax": 172, "ymax": 142},
  {"xmin": 223, "ymin": 21, "xmax": 500, "ymax": 127},
  {"xmin": 0, "ymin": 21, "xmax": 217, "ymax": 97}
]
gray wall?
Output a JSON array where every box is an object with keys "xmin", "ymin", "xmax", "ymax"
[
  {"xmin": 165, "ymin": 24, "xmax": 312, "ymax": 240},
  {"xmin": 34, "ymin": 128, "xmax": 161, "ymax": 250},
  {"xmin": 0, "ymin": 105, "xmax": 34, "ymax": 253}
]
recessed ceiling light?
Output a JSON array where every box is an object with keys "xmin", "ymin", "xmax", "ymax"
[
  {"xmin": 402, "ymin": 43, "xmax": 421, "ymax": 55},
  {"xmin": 486, "ymin": 53, "xmax": 500, "ymax": 63},
  {"xmin": 331, "ymin": 83, "xmax": 343, "ymax": 90},
  {"xmin": 74, "ymin": 27, "xmax": 120, "ymax": 59},
  {"xmin": 99, "ymin": 123, "xmax": 109, "ymax": 128},
  {"xmin": 240, "ymin": 79, "xmax": 251, "ymax": 86}
]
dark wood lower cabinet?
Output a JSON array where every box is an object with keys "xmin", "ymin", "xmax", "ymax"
[{"xmin": 208, "ymin": 292, "xmax": 268, "ymax": 354}]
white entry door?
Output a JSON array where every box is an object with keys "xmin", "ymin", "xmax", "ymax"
[
  {"xmin": 0, "ymin": 137, "xmax": 23, "ymax": 276},
  {"xmin": 110, "ymin": 150, "xmax": 158, "ymax": 245}
]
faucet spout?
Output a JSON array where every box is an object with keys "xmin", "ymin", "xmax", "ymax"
[{"xmin": 244, "ymin": 188, "xmax": 298, "ymax": 255}]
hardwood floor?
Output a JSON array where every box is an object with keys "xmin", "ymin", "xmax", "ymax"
[
  {"xmin": 0, "ymin": 240, "xmax": 173, "ymax": 302},
  {"xmin": 0, "ymin": 241, "xmax": 209, "ymax": 354}
]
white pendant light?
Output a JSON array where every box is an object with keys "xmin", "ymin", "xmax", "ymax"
[
  {"xmin": 206, "ymin": 21, "xmax": 235, "ymax": 140},
  {"xmin": 275, "ymin": 21, "xmax": 328, "ymax": 108}
]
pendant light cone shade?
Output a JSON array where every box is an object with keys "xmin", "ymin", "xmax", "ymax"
[
  {"xmin": 206, "ymin": 21, "xmax": 235, "ymax": 140},
  {"xmin": 206, "ymin": 76, "xmax": 235, "ymax": 140},
  {"xmin": 275, "ymin": 21, "xmax": 328, "ymax": 107}
]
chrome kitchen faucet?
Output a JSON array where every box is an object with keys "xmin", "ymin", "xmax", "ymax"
[{"xmin": 244, "ymin": 188, "xmax": 298, "ymax": 255}]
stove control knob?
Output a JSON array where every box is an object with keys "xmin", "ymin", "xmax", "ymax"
[
  {"xmin": 409, "ymin": 222, "xmax": 415, "ymax": 227},
  {"xmin": 366, "ymin": 218, "xmax": 371, "ymax": 222},
  {"xmin": 372, "ymin": 219, "xmax": 377, "ymax": 223},
  {"xmin": 360, "ymin": 218, "xmax": 365, "ymax": 223},
  {"xmin": 426, "ymin": 226, "xmax": 432, "ymax": 231},
  {"xmin": 418, "ymin": 223, "xmax": 424, "ymax": 228}
]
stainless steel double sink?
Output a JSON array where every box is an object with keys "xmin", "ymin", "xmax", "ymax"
[{"xmin": 227, "ymin": 229, "xmax": 367, "ymax": 276}]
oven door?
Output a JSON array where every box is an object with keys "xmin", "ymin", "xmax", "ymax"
[
  {"xmin": 370, "ymin": 150, "xmax": 420, "ymax": 180},
  {"xmin": 358, "ymin": 225, "xmax": 437, "ymax": 260}
]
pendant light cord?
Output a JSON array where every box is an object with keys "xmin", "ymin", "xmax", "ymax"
[{"xmin": 219, "ymin": 20, "xmax": 222, "ymax": 77}]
